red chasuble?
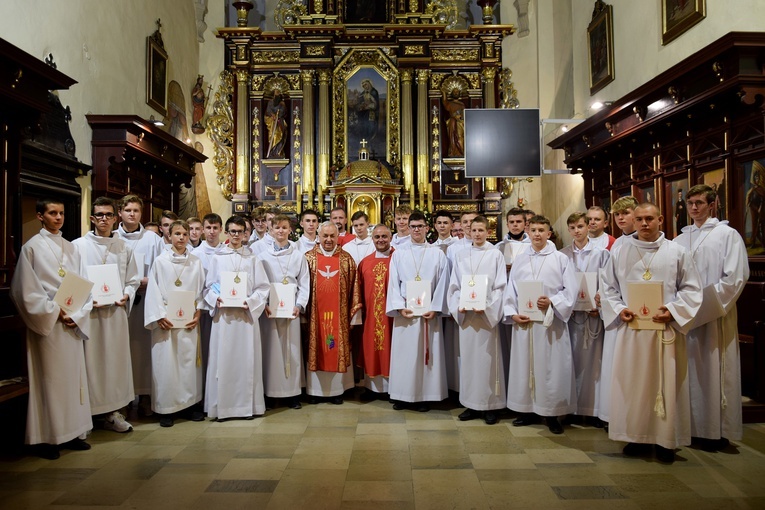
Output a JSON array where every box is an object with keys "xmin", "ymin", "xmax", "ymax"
[
  {"xmin": 305, "ymin": 246, "xmax": 361, "ymax": 372},
  {"xmin": 357, "ymin": 249, "xmax": 394, "ymax": 377}
]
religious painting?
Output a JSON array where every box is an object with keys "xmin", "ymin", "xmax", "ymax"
[
  {"xmin": 345, "ymin": 68, "xmax": 388, "ymax": 163},
  {"xmin": 635, "ymin": 181, "xmax": 656, "ymax": 205},
  {"xmin": 742, "ymin": 158, "xmax": 765, "ymax": 256},
  {"xmin": 698, "ymin": 167, "xmax": 726, "ymax": 221},
  {"xmin": 344, "ymin": 0, "xmax": 389, "ymax": 24},
  {"xmin": 146, "ymin": 35, "xmax": 168, "ymax": 116},
  {"xmin": 666, "ymin": 177, "xmax": 689, "ymax": 239},
  {"xmin": 662, "ymin": 0, "xmax": 705, "ymax": 45},
  {"xmin": 587, "ymin": 2, "xmax": 614, "ymax": 95}
]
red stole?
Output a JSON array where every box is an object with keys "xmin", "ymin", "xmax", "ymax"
[
  {"xmin": 315, "ymin": 252, "xmax": 341, "ymax": 371},
  {"xmin": 357, "ymin": 251, "xmax": 394, "ymax": 377}
]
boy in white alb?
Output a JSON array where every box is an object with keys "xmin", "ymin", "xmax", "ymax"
[
  {"xmin": 560, "ymin": 212, "xmax": 609, "ymax": 426},
  {"xmin": 504, "ymin": 215, "xmax": 578, "ymax": 434},
  {"xmin": 11, "ymin": 199, "xmax": 93, "ymax": 459},
  {"xmin": 259, "ymin": 214, "xmax": 310, "ymax": 409},
  {"xmin": 144, "ymin": 220, "xmax": 206, "ymax": 427},
  {"xmin": 73, "ymin": 196, "xmax": 140, "ymax": 433},
  {"xmin": 204, "ymin": 216, "xmax": 270, "ymax": 420},
  {"xmin": 447, "ymin": 216, "xmax": 507, "ymax": 425}
]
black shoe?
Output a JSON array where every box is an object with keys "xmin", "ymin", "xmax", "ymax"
[
  {"xmin": 61, "ymin": 438, "xmax": 91, "ymax": 451},
  {"xmin": 484, "ymin": 412, "xmax": 498, "ymax": 425},
  {"xmin": 458, "ymin": 409, "xmax": 478, "ymax": 421},
  {"xmin": 159, "ymin": 416, "xmax": 174, "ymax": 427},
  {"xmin": 189, "ymin": 411, "xmax": 205, "ymax": 422},
  {"xmin": 32, "ymin": 444, "xmax": 60, "ymax": 460},
  {"xmin": 416, "ymin": 403, "xmax": 430, "ymax": 413},
  {"xmin": 547, "ymin": 417, "xmax": 563, "ymax": 434},
  {"xmin": 330, "ymin": 396, "xmax": 343, "ymax": 405},
  {"xmin": 655, "ymin": 445, "xmax": 675, "ymax": 463},
  {"xmin": 392, "ymin": 401, "xmax": 406, "ymax": 410},
  {"xmin": 512, "ymin": 414, "xmax": 533, "ymax": 427},
  {"xmin": 287, "ymin": 397, "xmax": 302, "ymax": 409},
  {"xmin": 308, "ymin": 396, "xmax": 320, "ymax": 405},
  {"xmin": 589, "ymin": 417, "xmax": 606, "ymax": 429},
  {"xmin": 622, "ymin": 442, "xmax": 652, "ymax": 457},
  {"xmin": 360, "ymin": 389, "xmax": 378, "ymax": 401}
]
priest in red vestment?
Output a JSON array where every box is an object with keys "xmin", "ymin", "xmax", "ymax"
[
  {"xmin": 357, "ymin": 224, "xmax": 395, "ymax": 400},
  {"xmin": 304, "ymin": 222, "xmax": 362, "ymax": 404}
]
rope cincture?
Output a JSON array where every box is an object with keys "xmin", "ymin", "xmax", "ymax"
[{"xmin": 654, "ymin": 326, "xmax": 675, "ymax": 419}]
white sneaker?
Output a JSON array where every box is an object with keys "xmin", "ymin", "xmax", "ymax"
[{"xmin": 104, "ymin": 411, "xmax": 133, "ymax": 433}]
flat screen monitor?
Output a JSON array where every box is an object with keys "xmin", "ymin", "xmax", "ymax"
[{"xmin": 464, "ymin": 108, "xmax": 541, "ymax": 178}]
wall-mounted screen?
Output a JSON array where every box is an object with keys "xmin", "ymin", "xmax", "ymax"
[{"xmin": 464, "ymin": 108, "xmax": 541, "ymax": 178}]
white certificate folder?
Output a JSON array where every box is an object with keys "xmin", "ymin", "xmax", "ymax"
[
  {"xmin": 270, "ymin": 283, "xmax": 297, "ymax": 318},
  {"xmin": 406, "ymin": 280, "xmax": 432, "ymax": 317},
  {"xmin": 517, "ymin": 280, "xmax": 545, "ymax": 321},
  {"xmin": 54, "ymin": 272, "xmax": 94, "ymax": 315},
  {"xmin": 458, "ymin": 275, "xmax": 488, "ymax": 311},
  {"xmin": 627, "ymin": 281, "xmax": 664, "ymax": 330},
  {"xmin": 219, "ymin": 271, "xmax": 248, "ymax": 307},
  {"xmin": 573, "ymin": 272, "xmax": 598, "ymax": 311},
  {"xmin": 166, "ymin": 290, "xmax": 196, "ymax": 328},
  {"xmin": 87, "ymin": 263, "xmax": 123, "ymax": 305}
]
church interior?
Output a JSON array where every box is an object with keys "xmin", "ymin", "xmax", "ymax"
[{"xmin": 2, "ymin": 0, "xmax": 765, "ymax": 508}]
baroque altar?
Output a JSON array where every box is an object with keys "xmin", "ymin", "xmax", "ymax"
[{"xmin": 212, "ymin": 0, "xmax": 516, "ymax": 240}]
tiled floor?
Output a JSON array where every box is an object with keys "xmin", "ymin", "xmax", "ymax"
[{"xmin": 2, "ymin": 394, "xmax": 765, "ymax": 509}]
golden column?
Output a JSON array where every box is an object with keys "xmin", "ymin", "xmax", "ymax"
[
  {"xmin": 482, "ymin": 66, "xmax": 498, "ymax": 192},
  {"xmin": 400, "ymin": 69, "xmax": 414, "ymax": 199},
  {"xmin": 235, "ymin": 69, "xmax": 251, "ymax": 194},
  {"xmin": 416, "ymin": 69, "xmax": 429, "ymax": 211},
  {"xmin": 301, "ymin": 69, "xmax": 316, "ymax": 209},
  {"xmin": 317, "ymin": 69, "xmax": 331, "ymax": 214}
]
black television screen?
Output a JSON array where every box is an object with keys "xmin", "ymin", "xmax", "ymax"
[{"xmin": 463, "ymin": 108, "xmax": 541, "ymax": 178}]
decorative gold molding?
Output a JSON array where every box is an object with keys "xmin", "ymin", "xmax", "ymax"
[
  {"xmin": 252, "ymin": 50, "xmax": 300, "ymax": 64},
  {"xmin": 404, "ymin": 45, "xmax": 425, "ymax": 55},
  {"xmin": 264, "ymin": 75, "xmax": 291, "ymax": 97},
  {"xmin": 416, "ymin": 68, "xmax": 429, "ymax": 84},
  {"xmin": 499, "ymin": 67, "xmax": 520, "ymax": 109},
  {"xmin": 305, "ymin": 45, "xmax": 326, "ymax": 56},
  {"xmin": 251, "ymin": 106, "xmax": 261, "ymax": 184},
  {"xmin": 274, "ymin": 0, "xmax": 307, "ymax": 30},
  {"xmin": 209, "ymin": 70, "xmax": 235, "ymax": 200},
  {"xmin": 424, "ymin": 0, "xmax": 459, "ymax": 29},
  {"xmin": 251, "ymin": 74, "xmax": 267, "ymax": 91},
  {"xmin": 432, "ymin": 49, "xmax": 479, "ymax": 62},
  {"xmin": 236, "ymin": 69, "xmax": 248, "ymax": 83},
  {"xmin": 464, "ymin": 72, "xmax": 481, "ymax": 89},
  {"xmin": 292, "ymin": 105, "xmax": 302, "ymax": 186},
  {"xmin": 481, "ymin": 67, "xmax": 497, "ymax": 82},
  {"xmin": 438, "ymin": 203, "xmax": 478, "ymax": 211},
  {"xmin": 332, "ymin": 49, "xmax": 400, "ymax": 167},
  {"xmin": 286, "ymin": 74, "xmax": 301, "ymax": 90},
  {"xmin": 430, "ymin": 104, "xmax": 441, "ymax": 183},
  {"xmin": 314, "ymin": 0, "xmax": 324, "ymax": 14}
]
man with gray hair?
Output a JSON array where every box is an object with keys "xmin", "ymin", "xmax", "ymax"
[{"xmin": 304, "ymin": 222, "xmax": 362, "ymax": 404}]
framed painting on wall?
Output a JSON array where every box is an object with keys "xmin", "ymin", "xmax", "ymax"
[
  {"xmin": 345, "ymin": 67, "xmax": 388, "ymax": 164},
  {"xmin": 635, "ymin": 181, "xmax": 656, "ymax": 204},
  {"xmin": 662, "ymin": 0, "xmax": 705, "ymax": 45},
  {"xmin": 666, "ymin": 177, "xmax": 690, "ymax": 239},
  {"xmin": 146, "ymin": 34, "xmax": 168, "ymax": 117},
  {"xmin": 697, "ymin": 167, "xmax": 726, "ymax": 221},
  {"xmin": 742, "ymin": 158, "xmax": 765, "ymax": 257},
  {"xmin": 587, "ymin": 2, "xmax": 614, "ymax": 95}
]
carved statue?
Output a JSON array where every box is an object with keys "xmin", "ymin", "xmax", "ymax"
[
  {"xmin": 265, "ymin": 89, "xmax": 288, "ymax": 159},
  {"xmin": 191, "ymin": 75, "xmax": 206, "ymax": 133},
  {"xmin": 442, "ymin": 88, "xmax": 465, "ymax": 157}
]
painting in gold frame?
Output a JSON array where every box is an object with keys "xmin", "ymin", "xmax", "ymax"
[
  {"xmin": 662, "ymin": 0, "xmax": 705, "ymax": 46},
  {"xmin": 146, "ymin": 36, "xmax": 168, "ymax": 117},
  {"xmin": 587, "ymin": 3, "xmax": 614, "ymax": 95}
]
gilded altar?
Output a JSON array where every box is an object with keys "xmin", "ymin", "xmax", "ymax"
[{"xmin": 213, "ymin": 0, "xmax": 514, "ymax": 240}]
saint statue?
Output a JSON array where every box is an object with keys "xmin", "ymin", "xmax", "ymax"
[
  {"xmin": 265, "ymin": 89, "xmax": 288, "ymax": 159},
  {"xmin": 442, "ymin": 88, "xmax": 465, "ymax": 157}
]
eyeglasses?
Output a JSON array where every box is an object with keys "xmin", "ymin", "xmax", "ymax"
[
  {"xmin": 687, "ymin": 200, "xmax": 708, "ymax": 207},
  {"xmin": 93, "ymin": 212, "xmax": 115, "ymax": 219},
  {"xmin": 227, "ymin": 229, "xmax": 245, "ymax": 236},
  {"xmin": 409, "ymin": 224, "xmax": 427, "ymax": 230}
]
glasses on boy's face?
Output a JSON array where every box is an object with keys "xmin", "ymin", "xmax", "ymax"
[
  {"xmin": 409, "ymin": 224, "xmax": 427, "ymax": 230},
  {"xmin": 92, "ymin": 212, "xmax": 115, "ymax": 219},
  {"xmin": 227, "ymin": 229, "xmax": 245, "ymax": 236}
]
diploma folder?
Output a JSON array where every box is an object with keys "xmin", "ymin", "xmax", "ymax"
[
  {"xmin": 517, "ymin": 280, "xmax": 545, "ymax": 321},
  {"xmin": 219, "ymin": 271, "xmax": 248, "ymax": 307},
  {"xmin": 458, "ymin": 274, "xmax": 489, "ymax": 311},
  {"xmin": 627, "ymin": 281, "xmax": 664, "ymax": 330},
  {"xmin": 573, "ymin": 272, "xmax": 598, "ymax": 311},
  {"xmin": 54, "ymin": 271, "xmax": 94, "ymax": 315},
  {"xmin": 87, "ymin": 263, "xmax": 123, "ymax": 305},
  {"xmin": 166, "ymin": 290, "xmax": 196, "ymax": 328},
  {"xmin": 406, "ymin": 279, "xmax": 432, "ymax": 317},
  {"xmin": 270, "ymin": 283, "xmax": 297, "ymax": 318}
]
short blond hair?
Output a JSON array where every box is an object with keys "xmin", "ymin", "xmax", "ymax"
[{"xmin": 612, "ymin": 196, "xmax": 638, "ymax": 214}]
